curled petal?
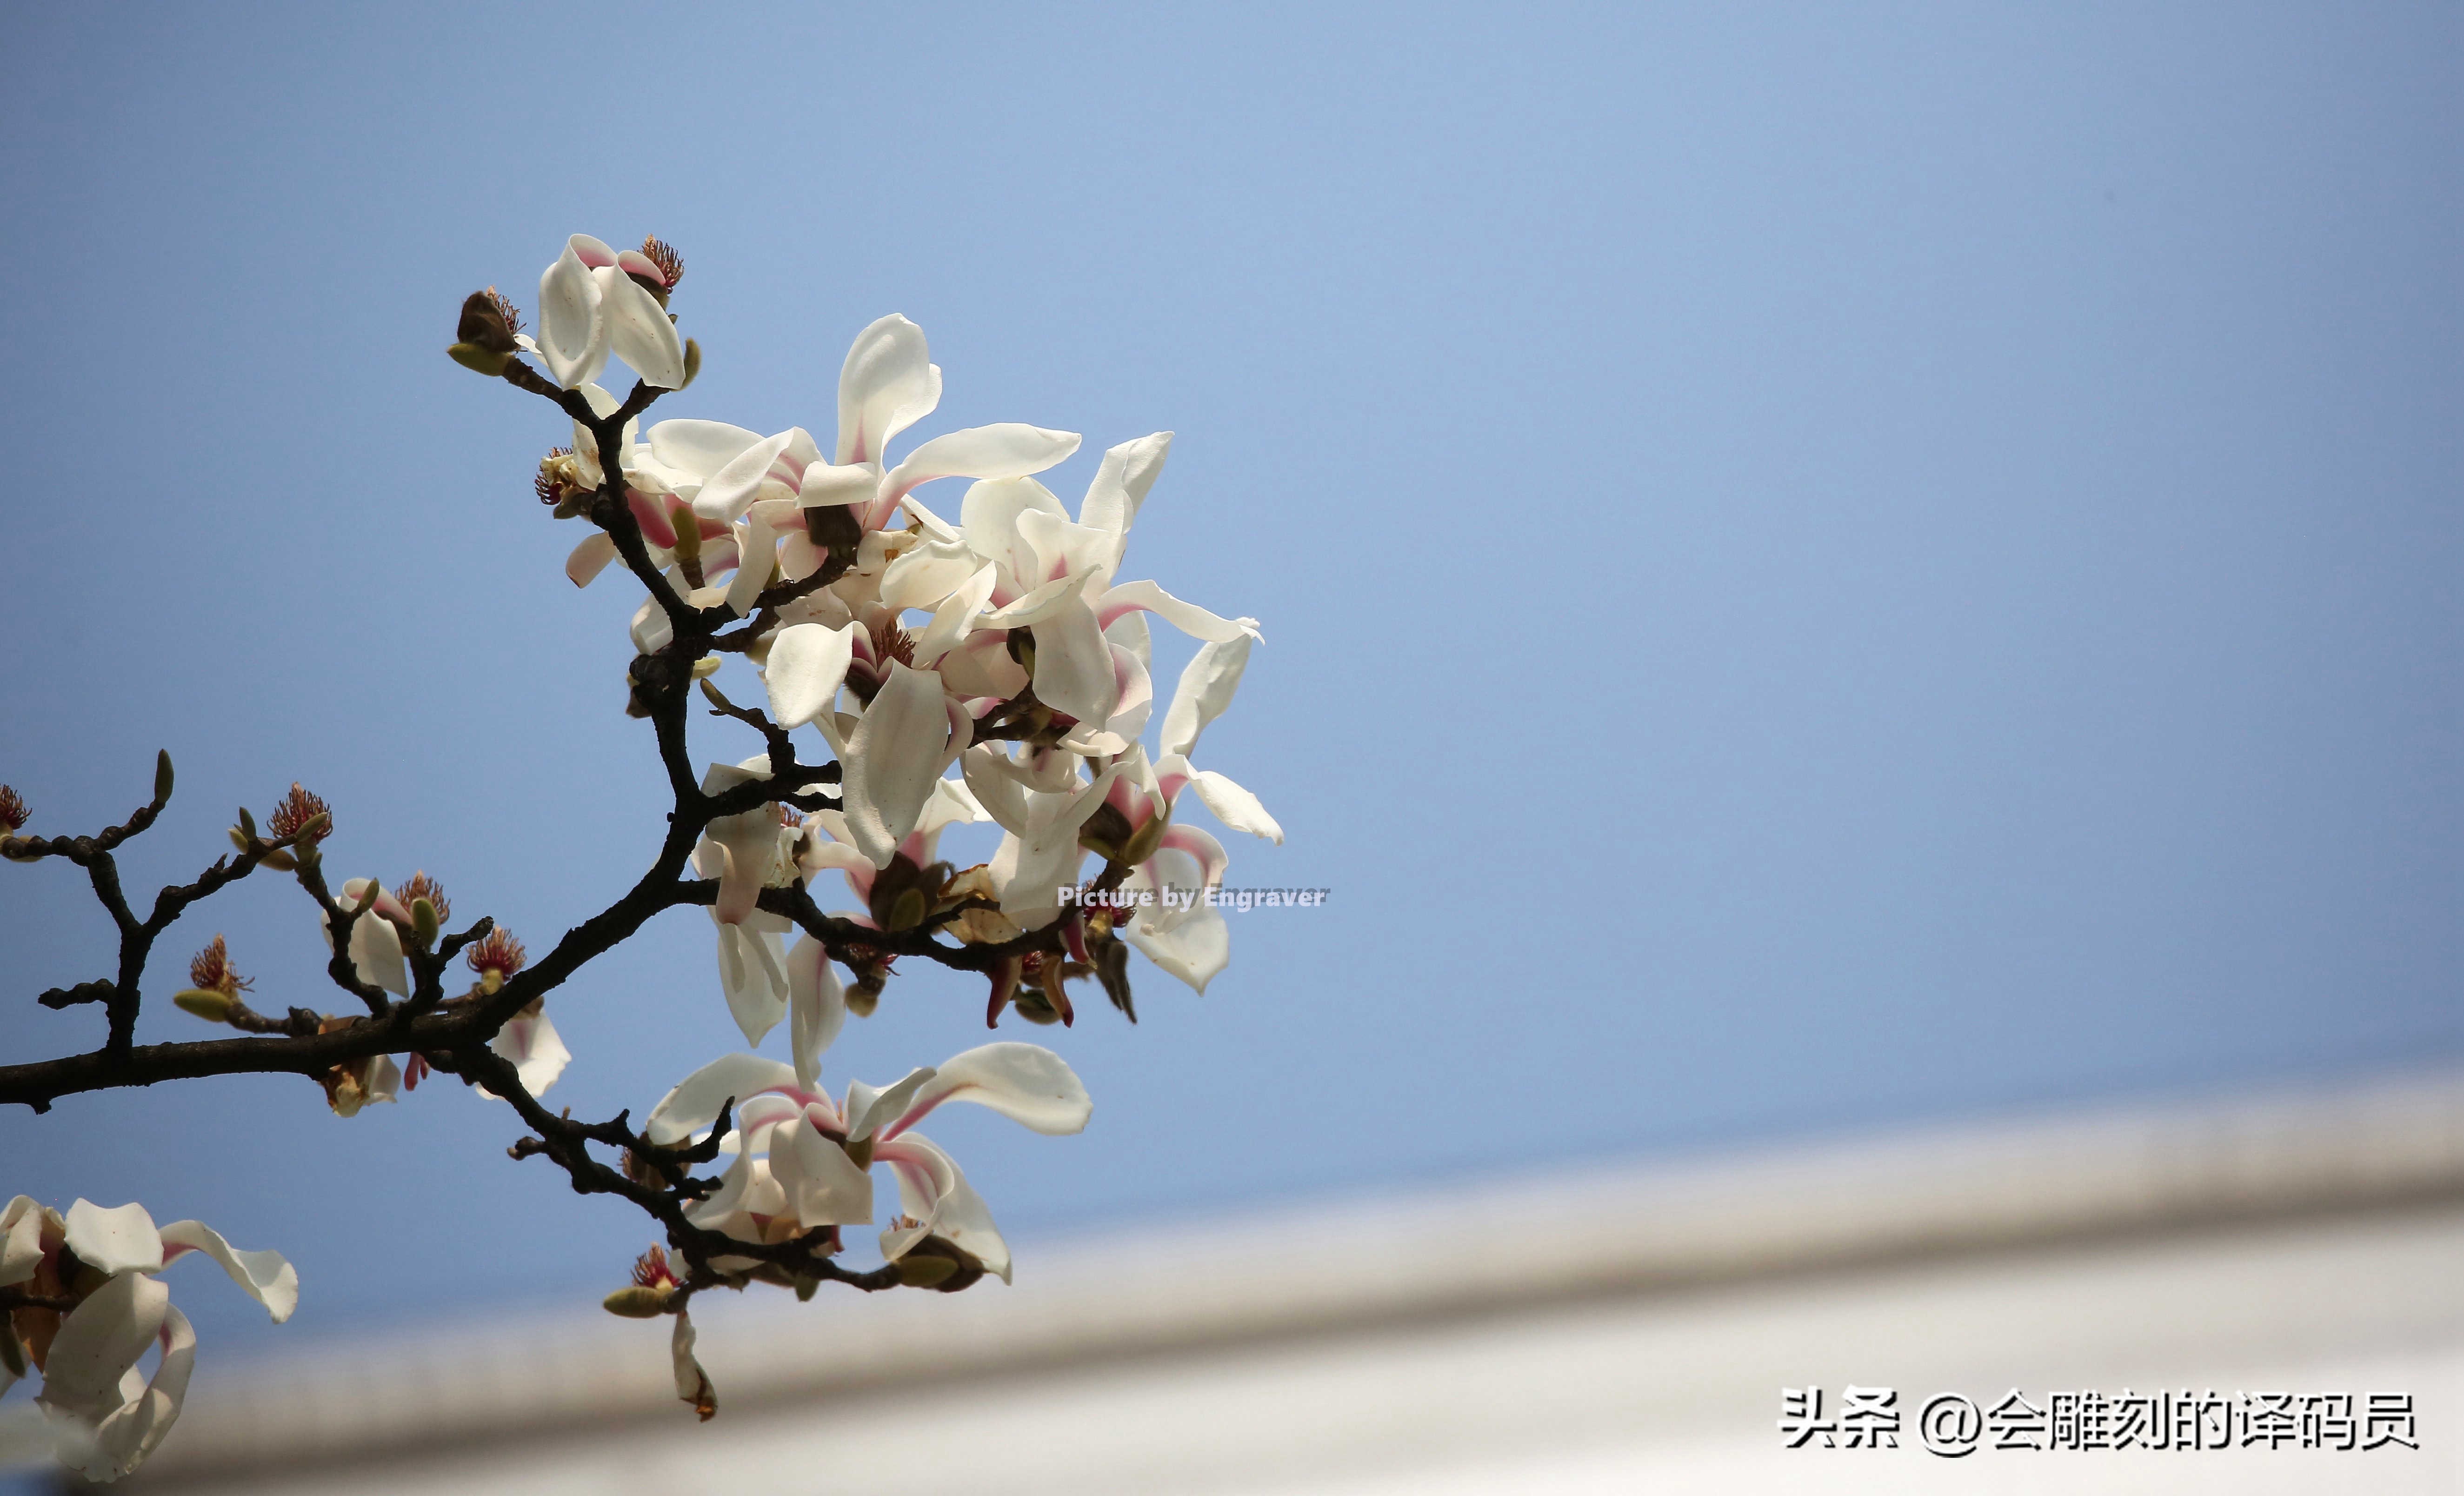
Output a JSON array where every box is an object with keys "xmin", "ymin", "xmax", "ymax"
[
  {"xmin": 1079, "ymin": 431, "xmax": 1172, "ymax": 541},
  {"xmin": 647, "ymin": 419, "xmax": 764, "ymax": 483},
  {"xmin": 536, "ymin": 239, "xmax": 609, "ymax": 389},
  {"xmin": 672, "ymin": 1311, "xmax": 716, "ymax": 1422},
  {"xmin": 157, "ymin": 1220, "xmax": 298, "ymax": 1323},
  {"xmin": 1188, "ymin": 769, "xmax": 1283, "ymax": 844},
  {"xmin": 1161, "ymin": 634, "xmax": 1252, "ymax": 758},
  {"xmin": 646, "ymin": 1053, "xmax": 800, "ymax": 1145},
  {"xmin": 488, "ymin": 1008, "xmax": 573, "ymax": 1098},
  {"xmin": 877, "ymin": 425, "xmax": 1081, "ymax": 525},
  {"xmin": 837, "ymin": 314, "xmax": 941, "ymax": 465},
  {"xmin": 1095, "ymin": 579, "xmax": 1258, "ymax": 644},
  {"xmin": 594, "ymin": 265, "xmax": 686, "ymax": 389},
  {"xmin": 876, "ymin": 1133, "xmax": 1013, "ymax": 1284},
  {"xmin": 878, "ymin": 1042, "xmax": 1092, "ymax": 1141},
  {"xmin": 0, "ymin": 1196, "xmax": 44, "ymax": 1288},
  {"xmin": 841, "ymin": 664, "xmax": 962, "ymax": 868}
]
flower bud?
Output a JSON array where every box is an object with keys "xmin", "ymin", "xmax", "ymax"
[
  {"xmin": 409, "ymin": 897, "xmax": 440, "ymax": 947},
  {"xmin": 602, "ymin": 1285, "xmax": 673, "ymax": 1318},
  {"xmin": 667, "ymin": 502, "xmax": 702, "ymax": 564},
  {"xmin": 894, "ymin": 1254, "xmax": 958, "ymax": 1289},
  {"xmin": 151, "ymin": 750, "xmax": 174, "ymax": 810},
  {"xmin": 173, "ymin": 988, "xmax": 235, "ymax": 1023},
  {"xmin": 449, "ymin": 288, "xmax": 523, "ymax": 375}
]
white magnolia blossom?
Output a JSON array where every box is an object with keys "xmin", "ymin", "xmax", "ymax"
[
  {"xmin": 0, "ymin": 1198, "xmax": 294, "ymax": 1483},
  {"xmin": 646, "ymin": 1034, "xmax": 1092, "ymax": 1285}
]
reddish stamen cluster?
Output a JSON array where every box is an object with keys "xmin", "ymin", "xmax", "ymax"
[
  {"xmin": 776, "ymin": 804, "xmax": 804, "ymax": 828},
  {"xmin": 266, "ymin": 783, "xmax": 331, "ymax": 842},
  {"xmin": 0, "ymin": 785, "xmax": 24, "ymax": 833},
  {"xmin": 187, "ymin": 934, "xmax": 252, "ymax": 997},
  {"xmin": 536, "ymin": 446, "xmax": 574, "ymax": 505},
  {"xmin": 869, "ymin": 615, "xmax": 916, "ymax": 672},
  {"xmin": 638, "ymin": 236, "xmax": 684, "ymax": 288},
  {"xmin": 484, "ymin": 286, "xmax": 523, "ymax": 338},
  {"xmin": 466, "ymin": 927, "xmax": 527, "ymax": 980},
  {"xmin": 632, "ymin": 1244, "xmax": 681, "ymax": 1291},
  {"xmin": 395, "ymin": 871, "xmax": 450, "ymax": 923}
]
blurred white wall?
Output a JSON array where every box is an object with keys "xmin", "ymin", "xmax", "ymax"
[{"xmin": 121, "ymin": 1069, "xmax": 2464, "ymax": 1495}]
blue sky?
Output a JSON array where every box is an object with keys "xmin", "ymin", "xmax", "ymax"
[{"xmin": 1, "ymin": 1, "xmax": 2457, "ymax": 1366}]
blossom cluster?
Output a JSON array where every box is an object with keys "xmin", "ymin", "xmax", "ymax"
[{"xmin": 0, "ymin": 231, "xmax": 1280, "ymax": 1469}]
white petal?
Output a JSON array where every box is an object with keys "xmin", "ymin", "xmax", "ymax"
[
  {"xmin": 880, "ymin": 538, "xmax": 983, "ymax": 615},
  {"xmin": 344, "ymin": 902, "xmax": 409, "ymax": 998},
  {"xmin": 842, "ymin": 663, "xmax": 961, "ymax": 867},
  {"xmin": 692, "ymin": 429, "xmax": 796, "ymax": 525},
  {"xmin": 1079, "ymin": 431, "xmax": 1172, "ymax": 539},
  {"xmin": 157, "ymin": 1221, "xmax": 298, "ymax": 1322},
  {"xmin": 646, "ymin": 1054, "xmax": 800, "ymax": 1144},
  {"xmin": 769, "ymin": 1114, "xmax": 874, "ymax": 1227},
  {"xmin": 1161, "ymin": 634, "xmax": 1253, "ymax": 758},
  {"xmin": 1125, "ymin": 883, "xmax": 1230, "ymax": 994},
  {"xmin": 593, "ymin": 265, "xmax": 686, "ymax": 389},
  {"xmin": 725, "ymin": 510, "xmax": 778, "ymax": 616},
  {"xmin": 1188, "ymin": 769, "xmax": 1283, "ymax": 843},
  {"xmin": 876, "ymin": 1133, "xmax": 1013, "ymax": 1283},
  {"xmin": 908, "ymin": 563, "xmax": 999, "ymax": 668},
  {"xmin": 35, "ymin": 1269, "xmax": 167, "ymax": 1425},
  {"xmin": 837, "ymin": 315, "xmax": 940, "ymax": 465},
  {"xmin": 1096, "ymin": 578, "xmax": 1258, "ymax": 643},
  {"xmin": 489, "ymin": 1009, "xmax": 573, "ymax": 1097},
  {"xmin": 64, "ymin": 1201, "xmax": 163, "ymax": 1277},
  {"xmin": 536, "ymin": 239, "xmax": 608, "ymax": 390},
  {"xmin": 713, "ymin": 918, "xmax": 789, "ymax": 1046},
  {"xmin": 648, "ymin": 419, "xmax": 764, "ymax": 482},
  {"xmin": 1105, "ymin": 608, "xmax": 1152, "ymax": 672},
  {"xmin": 880, "ymin": 424, "xmax": 1081, "ymax": 512},
  {"xmin": 565, "ymin": 532, "xmax": 619, "ymax": 588},
  {"xmin": 880, "ymin": 1042, "xmax": 1092, "ymax": 1140},
  {"xmin": 1029, "ymin": 594, "xmax": 1119, "ymax": 725},
  {"xmin": 0, "ymin": 1196, "xmax": 44, "ymax": 1288},
  {"xmin": 786, "ymin": 935, "xmax": 846, "ymax": 1092},
  {"xmin": 1017, "ymin": 508, "xmax": 1118, "ymax": 588},
  {"xmin": 672, "ymin": 1310, "xmax": 716, "ymax": 1420},
  {"xmin": 843, "ymin": 1066, "xmax": 935, "ymax": 1143},
  {"xmin": 1102, "ymin": 643, "xmax": 1153, "ymax": 744},
  {"xmin": 763, "ymin": 621, "xmax": 859, "ymax": 729}
]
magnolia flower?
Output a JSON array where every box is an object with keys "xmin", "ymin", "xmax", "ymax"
[
  {"xmin": 892, "ymin": 434, "xmax": 1259, "ymax": 735},
  {"xmin": 680, "ymin": 318, "xmax": 1082, "ymax": 591},
  {"xmin": 0, "ymin": 1198, "xmax": 294, "ymax": 1483},
  {"xmin": 692, "ymin": 758, "xmax": 807, "ymax": 1045},
  {"xmin": 527, "ymin": 234, "xmax": 687, "ymax": 391},
  {"xmin": 646, "ymin": 1039, "xmax": 1091, "ymax": 1283}
]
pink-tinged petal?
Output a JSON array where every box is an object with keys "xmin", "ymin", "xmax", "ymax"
[
  {"xmin": 880, "ymin": 1042, "xmax": 1091, "ymax": 1141},
  {"xmin": 843, "ymin": 1066, "xmax": 936, "ymax": 1143},
  {"xmin": 565, "ymin": 532, "xmax": 619, "ymax": 588},
  {"xmin": 64, "ymin": 1201, "xmax": 163, "ymax": 1277},
  {"xmin": 1094, "ymin": 579, "xmax": 1259, "ymax": 643},
  {"xmin": 879, "ymin": 425, "xmax": 1081, "ymax": 514},
  {"xmin": 836, "ymin": 314, "xmax": 939, "ymax": 465},
  {"xmin": 1103, "ymin": 643, "xmax": 1152, "ymax": 743},
  {"xmin": 1016, "ymin": 508, "xmax": 1117, "ymax": 587},
  {"xmin": 567, "ymin": 233, "xmax": 619, "ymax": 269},
  {"xmin": 156, "ymin": 1220, "xmax": 297, "ymax": 1322},
  {"xmin": 489, "ymin": 1008, "xmax": 573, "ymax": 1097},
  {"xmin": 1157, "ymin": 823, "xmax": 1230, "ymax": 889},
  {"xmin": 907, "ymin": 563, "xmax": 998, "ymax": 668},
  {"xmin": 646, "ymin": 1053, "xmax": 801, "ymax": 1144},
  {"xmin": 874, "ymin": 1133, "xmax": 1013, "ymax": 1283}
]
